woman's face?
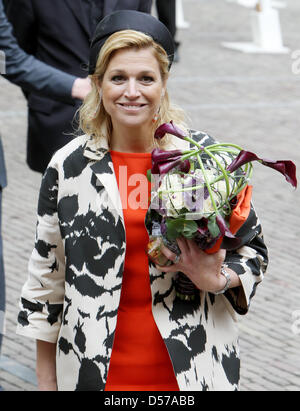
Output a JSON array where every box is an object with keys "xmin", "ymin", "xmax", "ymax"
[{"xmin": 100, "ymin": 47, "xmax": 166, "ymax": 131}]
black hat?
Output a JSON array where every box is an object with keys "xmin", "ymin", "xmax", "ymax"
[{"xmin": 89, "ymin": 10, "xmax": 175, "ymax": 74}]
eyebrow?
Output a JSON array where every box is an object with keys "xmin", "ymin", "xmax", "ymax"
[{"xmin": 108, "ymin": 69, "xmax": 157, "ymax": 76}]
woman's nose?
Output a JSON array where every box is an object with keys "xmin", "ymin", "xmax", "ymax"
[{"xmin": 124, "ymin": 79, "xmax": 141, "ymax": 99}]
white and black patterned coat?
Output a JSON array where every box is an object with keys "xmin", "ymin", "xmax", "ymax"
[{"xmin": 17, "ymin": 131, "xmax": 268, "ymax": 391}]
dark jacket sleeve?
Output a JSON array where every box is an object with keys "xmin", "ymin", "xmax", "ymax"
[
  {"xmin": 138, "ymin": 0, "xmax": 152, "ymax": 13},
  {"xmin": 0, "ymin": 0, "xmax": 76, "ymax": 103}
]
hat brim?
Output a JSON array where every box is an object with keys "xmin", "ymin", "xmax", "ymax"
[{"xmin": 89, "ymin": 10, "xmax": 175, "ymax": 75}]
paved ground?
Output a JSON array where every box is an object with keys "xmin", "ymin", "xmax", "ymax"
[{"xmin": 0, "ymin": 0, "xmax": 300, "ymax": 391}]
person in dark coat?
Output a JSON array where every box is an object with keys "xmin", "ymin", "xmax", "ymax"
[
  {"xmin": 156, "ymin": 0, "xmax": 179, "ymax": 62},
  {"xmin": 1, "ymin": 1, "xmax": 91, "ymax": 101},
  {"xmin": 0, "ymin": 0, "xmax": 91, "ymax": 390},
  {"xmin": 5, "ymin": 0, "xmax": 153, "ymax": 173}
]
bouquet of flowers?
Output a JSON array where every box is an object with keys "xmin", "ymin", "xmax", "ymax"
[{"xmin": 147, "ymin": 122, "xmax": 297, "ymax": 300}]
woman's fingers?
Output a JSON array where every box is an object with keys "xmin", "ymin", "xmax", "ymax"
[
  {"xmin": 157, "ymin": 237, "xmax": 198, "ymax": 271},
  {"xmin": 156, "ymin": 244, "xmax": 182, "ymax": 271},
  {"xmin": 160, "ymin": 245, "xmax": 178, "ymax": 263},
  {"xmin": 176, "ymin": 237, "xmax": 190, "ymax": 256},
  {"xmin": 155, "ymin": 237, "xmax": 229, "ymax": 291}
]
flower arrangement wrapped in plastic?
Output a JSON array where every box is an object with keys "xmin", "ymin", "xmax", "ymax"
[{"xmin": 147, "ymin": 122, "xmax": 297, "ymax": 300}]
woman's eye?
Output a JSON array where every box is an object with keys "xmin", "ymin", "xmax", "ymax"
[
  {"xmin": 111, "ymin": 75, "xmax": 125, "ymax": 82},
  {"xmin": 141, "ymin": 76, "xmax": 154, "ymax": 83}
]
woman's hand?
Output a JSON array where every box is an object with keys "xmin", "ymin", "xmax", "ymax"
[
  {"xmin": 71, "ymin": 77, "xmax": 92, "ymax": 100},
  {"xmin": 37, "ymin": 380, "xmax": 58, "ymax": 392},
  {"xmin": 36, "ymin": 340, "xmax": 58, "ymax": 391},
  {"xmin": 156, "ymin": 237, "xmax": 241, "ymax": 293}
]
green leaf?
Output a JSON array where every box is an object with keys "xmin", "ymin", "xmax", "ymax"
[
  {"xmin": 207, "ymin": 216, "xmax": 220, "ymax": 238},
  {"xmin": 166, "ymin": 218, "xmax": 183, "ymax": 240},
  {"xmin": 166, "ymin": 218, "xmax": 198, "ymax": 240},
  {"xmin": 146, "ymin": 169, "xmax": 152, "ymax": 182},
  {"xmin": 181, "ymin": 220, "xmax": 198, "ymax": 238}
]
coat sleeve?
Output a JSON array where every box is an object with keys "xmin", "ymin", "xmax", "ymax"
[
  {"xmin": 16, "ymin": 161, "xmax": 66, "ymax": 343},
  {"xmin": 138, "ymin": 0, "xmax": 153, "ymax": 13},
  {"xmin": 4, "ymin": 0, "xmax": 37, "ymax": 55},
  {"xmin": 0, "ymin": 0, "xmax": 75, "ymax": 103},
  {"xmin": 223, "ymin": 205, "xmax": 268, "ymax": 315}
]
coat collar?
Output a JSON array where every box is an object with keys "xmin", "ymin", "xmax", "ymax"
[
  {"xmin": 83, "ymin": 135, "xmax": 109, "ymax": 161},
  {"xmin": 83, "ymin": 136, "xmax": 123, "ymax": 221},
  {"xmin": 83, "ymin": 133, "xmax": 190, "ymax": 161}
]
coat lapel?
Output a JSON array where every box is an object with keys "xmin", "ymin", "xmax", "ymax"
[
  {"xmin": 64, "ymin": 0, "xmax": 91, "ymax": 38},
  {"xmin": 90, "ymin": 154, "xmax": 124, "ymax": 223},
  {"xmin": 84, "ymin": 136, "xmax": 124, "ymax": 224}
]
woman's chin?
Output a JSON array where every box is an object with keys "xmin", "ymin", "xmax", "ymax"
[{"xmin": 114, "ymin": 115, "xmax": 152, "ymax": 129}]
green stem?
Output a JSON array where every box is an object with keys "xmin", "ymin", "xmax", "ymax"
[
  {"xmin": 181, "ymin": 149, "xmax": 200, "ymax": 161},
  {"xmin": 205, "ymin": 142, "xmax": 244, "ymax": 151},
  {"xmin": 196, "ymin": 153, "xmax": 219, "ymax": 214},
  {"xmin": 156, "ymin": 134, "xmax": 253, "ymax": 213},
  {"xmin": 158, "ymin": 182, "xmax": 204, "ymax": 195},
  {"xmin": 157, "ymin": 172, "xmax": 227, "ymax": 195},
  {"xmin": 208, "ymin": 147, "xmax": 240, "ymax": 156},
  {"xmin": 166, "ymin": 173, "xmax": 180, "ymax": 217},
  {"xmin": 183, "ymin": 131, "xmax": 204, "ymax": 149},
  {"xmin": 203, "ymin": 147, "xmax": 231, "ymax": 199}
]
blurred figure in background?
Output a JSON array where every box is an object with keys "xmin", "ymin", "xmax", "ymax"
[
  {"xmin": 0, "ymin": 0, "xmax": 91, "ymax": 390},
  {"xmin": 5, "ymin": 0, "xmax": 152, "ymax": 173},
  {"xmin": 156, "ymin": 0, "xmax": 180, "ymax": 62}
]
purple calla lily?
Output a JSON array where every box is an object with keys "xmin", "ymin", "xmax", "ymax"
[
  {"xmin": 215, "ymin": 214, "xmax": 242, "ymax": 250},
  {"xmin": 151, "ymin": 148, "xmax": 185, "ymax": 175},
  {"xmin": 262, "ymin": 159, "xmax": 297, "ymax": 188},
  {"xmin": 227, "ymin": 150, "xmax": 297, "ymax": 188},
  {"xmin": 226, "ymin": 151, "xmax": 258, "ymax": 172},
  {"xmin": 179, "ymin": 159, "xmax": 191, "ymax": 173},
  {"xmin": 216, "ymin": 215, "xmax": 235, "ymax": 238},
  {"xmin": 154, "ymin": 121, "xmax": 187, "ymax": 140},
  {"xmin": 152, "ymin": 148, "xmax": 183, "ymax": 162},
  {"xmin": 221, "ymin": 234, "xmax": 243, "ymax": 251},
  {"xmin": 194, "ymin": 218, "xmax": 221, "ymax": 250},
  {"xmin": 155, "ymin": 158, "xmax": 183, "ymax": 175}
]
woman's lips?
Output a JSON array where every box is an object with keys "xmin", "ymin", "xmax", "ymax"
[{"xmin": 117, "ymin": 103, "xmax": 147, "ymax": 112}]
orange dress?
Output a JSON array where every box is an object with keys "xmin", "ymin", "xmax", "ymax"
[{"xmin": 105, "ymin": 151, "xmax": 179, "ymax": 391}]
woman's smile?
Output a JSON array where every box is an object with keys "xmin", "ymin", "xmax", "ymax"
[{"xmin": 116, "ymin": 102, "xmax": 148, "ymax": 112}]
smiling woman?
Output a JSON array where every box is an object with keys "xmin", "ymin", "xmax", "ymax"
[
  {"xmin": 79, "ymin": 28, "xmax": 185, "ymax": 152},
  {"xmin": 16, "ymin": 10, "xmax": 268, "ymax": 392},
  {"xmin": 100, "ymin": 47, "xmax": 165, "ymax": 151}
]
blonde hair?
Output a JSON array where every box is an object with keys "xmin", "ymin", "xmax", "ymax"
[{"xmin": 79, "ymin": 30, "xmax": 187, "ymax": 148}]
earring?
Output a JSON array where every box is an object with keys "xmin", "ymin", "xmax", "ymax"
[
  {"xmin": 152, "ymin": 114, "xmax": 159, "ymax": 123},
  {"xmin": 152, "ymin": 107, "xmax": 160, "ymax": 123}
]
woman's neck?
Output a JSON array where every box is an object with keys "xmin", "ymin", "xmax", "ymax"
[{"xmin": 110, "ymin": 125, "xmax": 154, "ymax": 153}]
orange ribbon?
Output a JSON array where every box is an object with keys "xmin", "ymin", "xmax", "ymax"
[{"xmin": 205, "ymin": 185, "xmax": 253, "ymax": 254}]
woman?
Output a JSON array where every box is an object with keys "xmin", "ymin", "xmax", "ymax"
[{"xmin": 16, "ymin": 11, "xmax": 268, "ymax": 391}]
